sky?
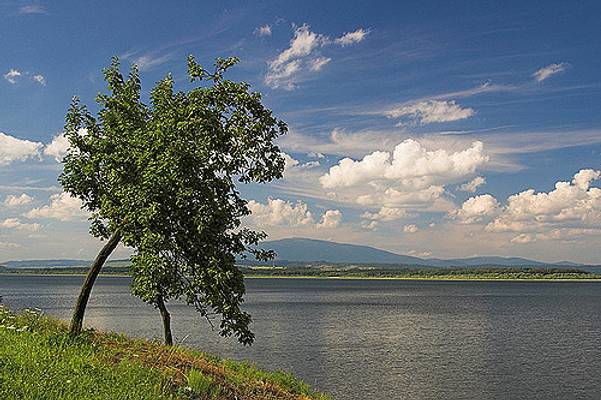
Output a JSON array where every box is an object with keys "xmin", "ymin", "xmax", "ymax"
[{"xmin": 1, "ymin": 0, "xmax": 601, "ymax": 263}]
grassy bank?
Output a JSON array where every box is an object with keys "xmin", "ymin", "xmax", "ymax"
[{"xmin": 0, "ymin": 307, "xmax": 329, "ymax": 400}]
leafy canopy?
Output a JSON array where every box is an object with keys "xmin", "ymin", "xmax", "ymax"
[{"xmin": 60, "ymin": 56, "xmax": 287, "ymax": 344}]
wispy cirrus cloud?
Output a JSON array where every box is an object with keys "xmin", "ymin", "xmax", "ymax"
[
  {"xmin": 533, "ymin": 62, "xmax": 568, "ymax": 82},
  {"xmin": 334, "ymin": 28, "xmax": 369, "ymax": 46},
  {"xmin": 255, "ymin": 24, "xmax": 272, "ymax": 37},
  {"xmin": 386, "ymin": 100, "xmax": 475, "ymax": 125},
  {"xmin": 121, "ymin": 50, "xmax": 175, "ymax": 71}
]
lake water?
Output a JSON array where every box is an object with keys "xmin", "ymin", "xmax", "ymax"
[{"xmin": 1, "ymin": 275, "xmax": 600, "ymax": 399}]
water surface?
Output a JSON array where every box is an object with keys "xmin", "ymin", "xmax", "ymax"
[{"xmin": 1, "ymin": 275, "xmax": 600, "ymax": 399}]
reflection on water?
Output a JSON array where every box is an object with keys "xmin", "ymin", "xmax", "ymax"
[{"xmin": 2, "ymin": 275, "xmax": 601, "ymax": 400}]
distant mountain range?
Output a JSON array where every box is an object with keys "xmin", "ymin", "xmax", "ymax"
[
  {"xmin": 1, "ymin": 237, "xmax": 593, "ymax": 269},
  {"xmin": 255, "ymin": 237, "xmax": 586, "ymax": 268},
  {"xmin": 1, "ymin": 259, "xmax": 90, "ymax": 269}
]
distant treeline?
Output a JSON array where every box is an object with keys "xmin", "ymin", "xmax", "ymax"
[
  {"xmin": 2, "ymin": 264, "xmax": 599, "ymax": 280},
  {"xmin": 239, "ymin": 266, "xmax": 601, "ymax": 280}
]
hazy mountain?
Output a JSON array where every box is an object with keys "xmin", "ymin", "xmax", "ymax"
[
  {"xmin": 0, "ymin": 260, "xmax": 90, "ymax": 269},
  {"xmin": 257, "ymin": 237, "xmax": 428, "ymax": 265},
  {"xmin": 2, "ymin": 239, "xmax": 588, "ymax": 269},
  {"xmin": 257, "ymin": 238, "xmax": 584, "ymax": 267}
]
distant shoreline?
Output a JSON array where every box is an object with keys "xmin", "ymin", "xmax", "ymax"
[{"xmin": 2, "ymin": 271, "xmax": 601, "ymax": 282}]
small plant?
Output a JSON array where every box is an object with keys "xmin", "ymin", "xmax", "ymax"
[{"xmin": 185, "ymin": 369, "xmax": 222, "ymax": 399}]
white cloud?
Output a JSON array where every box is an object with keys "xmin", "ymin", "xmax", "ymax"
[
  {"xmin": 4, "ymin": 69, "xmax": 22, "ymax": 84},
  {"xmin": 308, "ymin": 57, "xmax": 331, "ymax": 72},
  {"xmin": 248, "ymin": 198, "xmax": 315, "ymax": 227},
  {"xmin": 43, "ymin": 133, "xmax": 70, "ymax": 162},
  {"xmin": 319, "ymin": 209, "xmax": 342, "ymax": 228},
  {"xmin": 0, "ymin": 218, "xmax": 41, "ymax": 232},
  {"xmin": 319, "ymin": 139, "xmax": 488, "ymax": 210},
  {"xmin": 18, "ymin": 4, "xmax": 46, "ymax": 14},
  {"xmin": 458, "ymin": 176, "xmax": 486, "ymax": 193},
  {"xmin": 279, "ymin": 128, "xmax": 402, "ymax": 158},
  {"xmin": 386, "ymin": 100, "xmax": 475, "ymax": 125},
  {"xmin": 25, "ymin": 192, "xmax": 88, "ymax": 221},
  {"xmin": 335, "ymin": 28, "xmax": 368, "ymax": 46},
  {"xmin": 362, "ymin": 207, "xmax": 407, "ymax": 222},
  {"xmin": 247, "ymin": 198, "xmax": 341, "ymax": 229},
  {"xmin": 283, "ymin": 153, "xmax": 320, "ymax": 178},
  {"xmin": 486, "ymin": 169, "xmax": 601, "ymax": 241},
  {"xmin": 0, "ymin": 132, "xmax": 43, "ymax": 165},
  {"xmin": 408, "ymin": 249, "xmax": 431, "ymax": 258},
  {"xmin": 533, "ymin": 62, "xmax": 568, "ymax": 82},
  {"xmin": 32, "ymin": 74, "xmax": 46, "ymax": 86},
  {"xmin": 133, "ymin": 53, "xmax": 172, "ymax": 71},
  {"xmin": 451, "ymin": 194, "xmax": 500, "ymax": 224},
  {"xmin": 4, "ymin": 194, "xmax": 34, "ymax": 207},
  {"xmin": 265, "ymin": 24, "xmax": 366, "ymax": 89},
  {"xmin": 321, "ymin": 139, "xmax": 487, "ymax": 189},
  {"xmin": 266, "ymin": 24, "xmax": 327, "ymax": 89},
  {"xmin": 403, "ymin": 224, "xmax": 418, "ymax": 233},
  {"xmin": 362, "ymin": 206, "xmax": 409, "ymax": 231},
  {"xmin": 255, "ymin": 24, "xmax": 272, "ymax": 37}
]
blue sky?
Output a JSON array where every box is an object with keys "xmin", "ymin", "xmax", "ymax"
[{"xmin": 1, "ymin": 0, "xmax": 601, "ymax": 263}]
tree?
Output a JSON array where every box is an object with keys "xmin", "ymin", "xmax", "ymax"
[{"xmin": 62, "ymin": 56, "xmax": 287, "ymax": 345}]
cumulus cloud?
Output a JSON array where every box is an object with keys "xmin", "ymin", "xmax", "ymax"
[
  {"xmin": 265, "ymin": 24, "xmax": 366, "ymax": 89},
  {"xmin": 247, "ymin": 198, "xmax": 341, "ymax": 229},
  {"xmin": 319, "ymin": 209, "xmax": 342, "ymax": 228},
  {"xmin": 43, "ymin": 133, "xmax": 70, "ymax": 162},
  {"xmin": 386, "ymin": 100, "xmax": 475, "ymax": 125},
  {"xmin": 361, "ymin": 207, "xmax": 408, "ymax": 230},
  {"xmin": 319, "ymin": 140, "xmax": 487, "ymax": 210},
  {"xmin": 25, "ymin": 192, "xmax": 88, "ymax": 221},
  {"xmin": 334, "ymin": 28, "xmax": 369, "ymax": 46},
  {"xmin": 321, "ymin": 139, "xmax": 487, "ymax": 188},
  {"xmin": 451, "ymin": 194, "xmax": 500, "ymax": 223},
  {"xmin": 4, "ymin": 194, "xmax": 34, "ymax": 207},
  {"xmin": 486, "ymin": 169, "xmax": 601, "ymax": 242},
  {"xmin": 255, "ymin": 24, "xmax": 272, "ymax": 37},
  {"xmin": 533, "ymin": 62, "xmax": 568, "ymax": 82},
  {"xmin": 0, "ymin": 132, "xmax": 43, "ymax": 165},
  {"xmin": 4, "ymin": 69, "xmax": 22, "ymax": 84},
  {"xmin": 458, "ymin": 176, "xmax": 486, "ymax": 193},
  {"xmin": 0, "ymin": 218, "xmax": 41, "ymax": 232}
]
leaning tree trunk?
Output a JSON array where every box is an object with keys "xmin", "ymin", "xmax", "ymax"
[
  {"xmin": 156, "ymin": 294, "xmax": 173, "ymax": 346},
  {"xmin": 69, "ymin": 230, "xmax": 121, "ymax": 336},
  {"xmin": 156, "ymin": 295, "xmax": 173, "ymax": 346}
]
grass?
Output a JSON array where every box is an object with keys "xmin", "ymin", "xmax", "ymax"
[{"xmin": 0, "ymin": 306, "xmax": 329, "ymax": 400}]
